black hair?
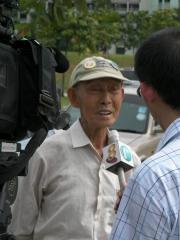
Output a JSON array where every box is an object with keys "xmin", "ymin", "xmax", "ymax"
[{"xmin": 135, "ymin": 27, "xmax": 180, "ymax": 110}]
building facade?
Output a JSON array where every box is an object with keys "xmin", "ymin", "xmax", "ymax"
[
  {"xmin": 111, "ymin": 0, "xmax": 140, "ymax": 13},
  {"xmin": 140, "ymin": 0, "xmax": 180, "ymax": 12},
  {"xmin": 111, "ymin": 0, "xmax": 180, "ymax": 13}
]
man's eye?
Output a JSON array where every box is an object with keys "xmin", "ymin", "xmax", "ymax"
[{"xmin": 111, "ymin": 86, "xmax": 121, "ymax": 92}]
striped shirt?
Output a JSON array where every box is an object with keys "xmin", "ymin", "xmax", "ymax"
[{"xmin": 110, "ymin": 118, "xmax": 180, "ymax": 240}]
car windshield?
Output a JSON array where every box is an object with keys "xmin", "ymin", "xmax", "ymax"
[
  {"xmin": 121, "ymin": 69, "xmax": 138, "ymax": 81},
  {"xmin": 110, "ymin": 94, "xmax": 149, "ymax": 133},
  {"xmin": 68, "ymin": 107, "xmax": 80, "ymax": 126},
  {"xmin": 66, "ymin": 94, "xmax": 149, "ymax": 134}
]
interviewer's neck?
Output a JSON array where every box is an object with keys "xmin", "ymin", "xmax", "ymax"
[{"xmin": 154, "ymin": 102, "xmax": 180, "ymax": 131}]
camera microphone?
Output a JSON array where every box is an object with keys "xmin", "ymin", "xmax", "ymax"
[{"xmin": 49, "ymin": 48, "xmax": 69, "ymax": 73}]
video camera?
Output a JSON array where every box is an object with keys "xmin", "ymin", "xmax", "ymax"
[{"xmin": 0, "ymin": 1, "xmax": 69, "ymax": 239}]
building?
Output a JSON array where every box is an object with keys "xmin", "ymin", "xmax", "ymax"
[
  {"xmin": 111, "ymin": 0, "xmax": 140, "ymax": 13},
  {"xmin": 111, "ymin": 0, "xmax": 180, "ymax": 14},
  {"xmin": 140, "ymin": 0, "xmax": 180, "ymax": 13}
]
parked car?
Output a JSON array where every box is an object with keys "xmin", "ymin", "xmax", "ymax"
[
  {"xmin": 120, "ymin": 68, "xmax": 139, "ymax": 82},
  {"xmin": 65, "ymin": 82, "xmax": 163, "ymax": 161}
]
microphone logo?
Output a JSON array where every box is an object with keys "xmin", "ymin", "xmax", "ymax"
[
  {"xmin": 106, "ymin": 143, "xmax": 118, "ymax": 163},
  {"xmin": 103, "ymin": 141, "xmax": 134, "ymax": 173},
  {"xmin": 120, "ymin": 145, "xmax": 132, "ymax": 162}
]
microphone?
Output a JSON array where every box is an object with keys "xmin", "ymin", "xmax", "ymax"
[{"xmin": 103, "ymin": 130, "xmax": 134, "ymax": 192}]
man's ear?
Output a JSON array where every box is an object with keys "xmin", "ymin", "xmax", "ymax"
[
  {"xmin": 141, "ymin": 82, "xmax": 156, "ymax": 103},
  {"xmin": 121, "ymin": 87, "xmax": 125, "ymax": 100},
  {"xmin": 67, "ymin": 87, "xmax": 80, "ymax": 108}
]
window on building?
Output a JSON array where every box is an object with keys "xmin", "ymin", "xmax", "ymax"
[
  {"xmin": 159, "ymin": 0, "xmax": 170, "ymax": 3},
  {"xmin": 87, "ymin": 3, "xmax": 94, "ymax": 10},
  {"xmin": 112, "ymin": 3, "xmax": 127, "ymax": 12},
  {"xmin": 159, "ymin": 0, "xmax": 170, "ymax": 9},
  {"xmin": 120, "ymin": 3, "xmax": 127, "ymax": 11},
  {"xmin": 129, "ymin": 3, "xmax": 139, "ymax": 11},
  {"xmin": 20, "ymin": 12, "xmax": 26, "ymax": 19}
]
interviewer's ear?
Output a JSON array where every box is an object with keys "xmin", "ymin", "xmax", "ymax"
[
  {"xmin": 67, "ymin": 87, "xmax": 80, "ymax": 108},
  {"xmin": 140, "ymin": 82, "xmax": 156, "ymax": 103}
]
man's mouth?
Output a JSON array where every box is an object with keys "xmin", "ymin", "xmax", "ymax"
[{"xmin": 98, "ymin": 110, "xmax": 113, "ymax": 115}]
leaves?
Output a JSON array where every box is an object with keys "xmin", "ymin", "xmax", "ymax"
[{"xmin": 16, "ymin": 1, "xmax": 180, "ymax": 53}]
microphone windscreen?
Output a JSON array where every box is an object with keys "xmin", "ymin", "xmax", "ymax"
[{"xmin": 51, "ymin": 48, "xmax": 69, "ymax": 73}]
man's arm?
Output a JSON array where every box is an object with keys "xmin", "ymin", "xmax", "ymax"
[{"xmin": 8, "ymin": 151, "xmax": 46, "ymax": 239}]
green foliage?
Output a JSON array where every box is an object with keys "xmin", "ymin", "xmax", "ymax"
[
  {"xmin": 16, "ymin": 2, "xmax": 180, "ymax": 55},
  {"xmin": 92, "ymin": 9, "xmax": 121, "ymax": 53},
  {"xmin": 150, "ymin": 8, "xmax": 180, "ymax": 32},
  {"xmin": 16, "ymin": 0, "xmax": 119, "ymax": 53},
  {"xmin": 121, "ymin": 11, "xmax": 151, "ymax": 50},
  {"xmin": 15, "ymin": 2, "xmax": 180, "ymax": 107},
  {"xmin": 19, "ymin": 0, "xmax": 44, "ymax": 11}
]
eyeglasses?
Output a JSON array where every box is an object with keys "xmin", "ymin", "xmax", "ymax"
[{"xmin": 137, "ymin": 86, "xmax": 141, "ymax": 97}]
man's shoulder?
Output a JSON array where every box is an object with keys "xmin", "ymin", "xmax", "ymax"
[
  {"xmin": 132, "ymin": 147, "xmax": 180, "ymax": 188},
  {"xmin": 43, "ymin": 128, "xmax": 70, "ymax": 145}
]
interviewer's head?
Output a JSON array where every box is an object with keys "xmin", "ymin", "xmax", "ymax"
[{"xmin": 135, "ymin": 27, "xmax": 180, "ymax": 110}]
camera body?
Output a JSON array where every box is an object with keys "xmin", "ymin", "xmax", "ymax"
[
  {"xmin": 0, "ymin": 0, "xmax": 70, "ymax": 182},
  {"xmin": 0, "ymin": 2, "xmax": 69, "ymax": 238}
]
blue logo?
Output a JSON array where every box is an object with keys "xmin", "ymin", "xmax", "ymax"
[{"xmin": 120, "ymin": 145, "xmax": 132, "ymax": 162}]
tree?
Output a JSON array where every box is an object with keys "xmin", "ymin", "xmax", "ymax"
[
  {"xmin": 120, "ymin": 11, "xmax": 150, "ymax": 53},
  {"xmin": 150, "ymin": 8, "xmax": 180, "ymax": 33},
  {"xmin": 17, "ymin": 0, "xmax": 88, "ymax": 42},
  {"xmin": 92, "ymin": 9, "xmax": 122, "ymax": 55},
  {"xmin": 17, "ymin": 1, "xmax": 180, "ymax": 55}
]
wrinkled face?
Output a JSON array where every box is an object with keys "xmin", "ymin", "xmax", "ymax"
[{"xmin": 68, "ymin": 78, "xmax": 124, "ymax": 131}]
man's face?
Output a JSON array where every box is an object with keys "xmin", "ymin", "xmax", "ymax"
[{"xmin": 69, "ymin": 78, "xmax": 124, "ymax": 131}]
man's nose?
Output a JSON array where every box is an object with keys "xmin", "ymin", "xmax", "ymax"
[{"xmin": 100, "ymin": 90, "xmax": 111, "ymax": 104}]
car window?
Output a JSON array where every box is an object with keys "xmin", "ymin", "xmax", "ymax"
[
  {"xmin": 121, "ymin": 69, "xmax": 138, "ymax": 81},
  {"xmin": 110, "ymin": 94, "xmax": 149, "ymax": 134},
  {"xmin": 68, "ymin": 107, "xmax": 80, "ymax": 126}
]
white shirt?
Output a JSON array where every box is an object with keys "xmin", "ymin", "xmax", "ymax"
[
  {"xmin": 110, "ymin": 118, "xmax": 180, "ymax": 240},
  {"xmin": 9, "ymin": 120, "xmax": 140, "ymax": 240}
]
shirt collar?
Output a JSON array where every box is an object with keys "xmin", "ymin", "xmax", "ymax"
[
  {"xmin": 70, "ymin": 120, "xmax": 91, "ymax": 148},
  {"xmin": 156, "ymin": 117, "xmax": 180, "ymax": 152},
  {"xmin": 69, "ymin": 119, "xmax": 111, "ymax": 149}
]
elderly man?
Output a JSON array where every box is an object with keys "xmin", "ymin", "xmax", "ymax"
[{"xmin": 9, "ymin": 56, "xmax": 140, "ymax": 240}]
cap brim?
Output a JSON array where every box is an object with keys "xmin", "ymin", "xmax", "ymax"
[{"xmin": 79, "ymin": 71, "xmax": 131, "ymax": 83}]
